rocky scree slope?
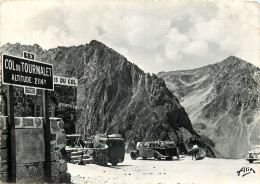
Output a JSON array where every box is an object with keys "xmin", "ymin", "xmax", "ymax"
[
  {"xmin": 158, "ymin": 56, "xmax": 260, "ymax": 158},
  {"xmin": 1, "ymin": 41, "xmax": 213, "ymax": 154}
]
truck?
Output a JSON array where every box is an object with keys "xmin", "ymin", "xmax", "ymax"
[{"xmin": 65, "ymin": 134, "xmax": 125, "ymax": 166}]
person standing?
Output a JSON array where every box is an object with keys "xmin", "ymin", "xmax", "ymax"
[{"xmin": 191, "ymin": 144, "xmax": 199, "ymax": 160}]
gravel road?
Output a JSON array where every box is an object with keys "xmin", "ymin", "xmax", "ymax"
[{"xmin": 68, "ymin": 154, "xmax": 260, "ymax": 184}]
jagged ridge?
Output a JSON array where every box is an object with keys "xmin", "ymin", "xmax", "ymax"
[
  {"xmin": 0, "ymin": 41, "xmax": 213, "ymax": 155},
  {"xmin": 158, "ymin": 56, "xmax": 260, "ymax": 158}
]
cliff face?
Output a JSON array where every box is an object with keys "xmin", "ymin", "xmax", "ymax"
[
  {"xmin": 0, "ymin": 41, "xmax": 202, "ymax": 152},
  {"xmin": 76, "ymin": 41, "xmax": 197, "ymax": 144},
  {"xmin": 158, "ymin": 56, "xmax": 260, "ymax": 158}
]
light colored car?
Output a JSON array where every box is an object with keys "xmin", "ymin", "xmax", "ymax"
[{"xmin": 246, "ymin": 145, "xmax": 260, "ymax": 163}]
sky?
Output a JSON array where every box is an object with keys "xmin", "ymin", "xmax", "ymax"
[{"xmin": 0, "ymin": 0, "xmax": 259, "ymax": 73}]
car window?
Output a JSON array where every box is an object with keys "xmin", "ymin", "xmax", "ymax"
[
  {"xmin": 154, "ymin": 143, "xmax": 160, "ymax": 148},
  {"xmin": 149, "ymin": 143, "xmax": 155, "ymax": 148},
  {"xmin": 144, "ymin": 143, "xmax": 149, "ymax": 148},
  {"xmin": 167, "ymin": 143, "xmax": 175, "ymax": 148}
]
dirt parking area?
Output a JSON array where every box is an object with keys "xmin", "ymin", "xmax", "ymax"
[{"xmin": 68, "ymin": 154, "xmax": 260, "ymax": 184}]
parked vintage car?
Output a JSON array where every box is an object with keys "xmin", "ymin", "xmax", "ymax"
[
  {"xmin": 130, "ymin": 141, "xmax": 179, "ymax": 160},
  {"xmin": 246, "ymin": 145, "xmax": 260, "ymax": 163}
]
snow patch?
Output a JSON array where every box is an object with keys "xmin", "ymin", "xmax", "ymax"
[{"xmin": 179, "ymin": 75, "xmax": 208, "ymax": 87}]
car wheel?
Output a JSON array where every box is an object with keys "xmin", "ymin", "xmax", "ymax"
[
  {"xmin": 142, "ymin": 157, "xmax": 147, "ymax": 160},
  {"xmin": 131, "ymin": 156, "xmax": 137, "ymax": 160},
  {"xmin": 249, "ymin": 159, "xmax": 254, "ymax": 163},
  {"xmin": 130, "ymin": 152, "xmax": 138, "ymax": 160},
  {"xmin": 154, "ymin": 154, "xmax": 160, "ymax": 160},
  {"xmin": 112, "ymin": 162, "xmax": 118, "ymax": 166}
]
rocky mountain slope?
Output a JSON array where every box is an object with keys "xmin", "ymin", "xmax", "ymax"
[
  {"xmin": 0, "ymin": 41, "xmax": 212, "ymax": 153},
  {"xmin": 158, "ymin": 56, "xmax": 260, "ymax": 158}
]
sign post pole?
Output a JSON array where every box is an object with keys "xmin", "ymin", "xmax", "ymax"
[
  {"xmin": 43, "ymin": 89, "xmax": 52, "ymax": 182},
  {"xmin": 7, "ymin": 85, "xmax": 16, "ymax": 182}
]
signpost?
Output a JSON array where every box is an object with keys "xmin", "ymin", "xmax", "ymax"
[
  {"xmin": 53, "ymin": 76, "xmax": 78, "ymax": 86},
  {"xmin": 2, "ymin": 52, "xmax": 78, "ymax": 182},
  {"xmin": 1, "ymin": 53, "xmax": 53, "ymax": 182},
  {"xmin": 2, "ymin": 54, "xmax": 54, "ymax": 90}
]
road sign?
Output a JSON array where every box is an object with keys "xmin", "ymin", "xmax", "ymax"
[
  {"xmin": 2, "ymin": 54, "xmax": 54, "ymax": 90},
  {"xmin": 54, "ymin": 76, "xmax": 78, "ymax": 86},
  {"xmin": 24, "ymin": 87, "xmax": 37, "ymax": 95},
  {"xmin": 23, "ymin": 51, "xmax": 35, "ymax": 60}
]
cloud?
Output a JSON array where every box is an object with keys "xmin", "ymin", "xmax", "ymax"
[
  {"xmin": 189, "ymin": 18, "xmax": 225, "ymax": 43},
  {"xmin": 164, "ymin": 28, "xmax": 189, "ymax": 61},
  {"xmin": 122, "ymin": 15, "xmax": 171, "ymax": 50},
  {"xmin": 184, "ymin": 41, "xmax": 209, "ymax": 56},
  {"xmin": 187, "ymin": 1, "xmax": 259, "ymax": 67},
  {"xmin": 155, "ymin": 54, "xmax": 164, "ymax": 64},
  {"xmin": 0, "ymin": 1, "xmax": 259, "ymax": 73},
  {"xmin": 0, "ymin": 1, "xmax": 60, "ymax": 47},
  {"xmin": 164, "ymin": 29, "xmax": 209, "ymax": 61}
]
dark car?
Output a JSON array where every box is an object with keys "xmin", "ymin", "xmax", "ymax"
[{"xmin": 130, "ymin": 141, "xmax": 179, "ymax": 160}]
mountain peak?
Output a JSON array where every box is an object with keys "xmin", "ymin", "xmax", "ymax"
[
  {"xmin": 221, "ymin": 56, "xmax": 250, "ymax": 67},
  {"xmin": 226, "ymin": 55, "xmax": 239, "ymax": 60},
  {"xmin": 158, "ymin": 56, "xmax": 260, "ymax": 158},
  {"xmin": 89, "ymin": 40, "xmax": 106, "ymax": 48}
]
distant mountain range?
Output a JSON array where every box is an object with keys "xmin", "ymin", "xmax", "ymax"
[
  {"xmin": 3, "ymin": 41, "xmax": 257, "ymax": 158},
  {"xmin": 1, "ymin": 41, "xmax": 215, "ymax": 156},
  {"xmin": 158, "ymin": 56, "xmax": 260, "ymax": 158}
]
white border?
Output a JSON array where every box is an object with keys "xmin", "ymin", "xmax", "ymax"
[{"xmin": 1, "ymin": 53, "xmax": 54, "ymax": 91}]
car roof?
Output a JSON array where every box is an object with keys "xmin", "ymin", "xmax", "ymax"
[
  {"xmin": 140, "ymin": 142, "xmax": 160, "ymax": 144},
  {"xmin": 253, "ymin": 145, "xmax": 260, "ymax": 148},
  {"xmin": 66, "ymin": 134, "xmax": 81, "ymax": 138}
]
